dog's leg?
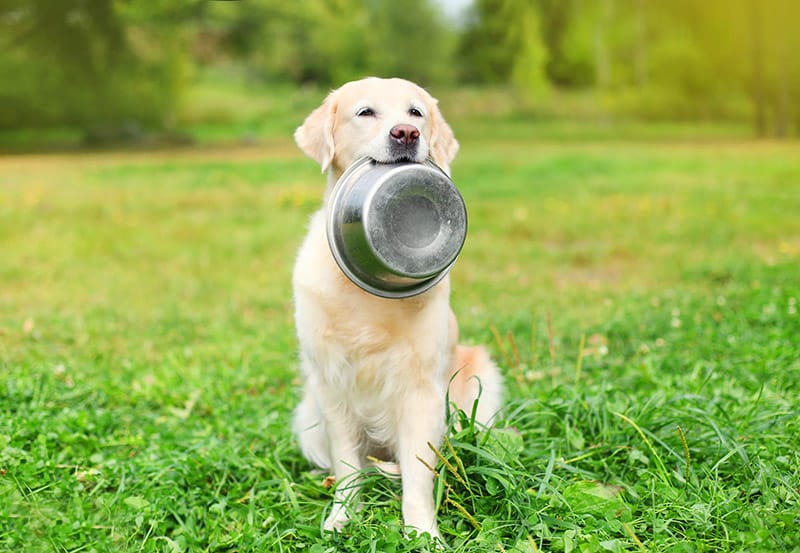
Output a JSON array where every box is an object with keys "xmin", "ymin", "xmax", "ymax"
[
  {"xmin": 323, "ymin": 425, "xmax": 362, "ymax": 531},
  {"xmin": 293, "ymin": 388, "xmax": 331, "ymax": 470},
  {"xmin": 316, "ymin": 390, "xmax": 363, "ymax": 532},
  {"xmin": 398, "ymin": 385, "xmax": 445, "ymax": 541}
]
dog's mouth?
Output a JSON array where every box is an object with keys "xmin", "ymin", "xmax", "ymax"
[
  {"xmin": 392, "ymin": 155, "xmax": 416, "ymax": 164},
  {"xmin": 371, "ymin": 155, "xmax": 418, "ymax": 165}
]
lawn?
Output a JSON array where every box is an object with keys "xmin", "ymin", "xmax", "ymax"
[{"xmin": 1, "ymin": 108, "xmax": 799, "ymax": 551}]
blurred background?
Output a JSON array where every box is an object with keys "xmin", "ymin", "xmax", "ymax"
[
  {"xmin": 2, "ymin": 6, "xmax": 799, "ymax": 550},
  {"xmin": 1, "ymin": 0, "xmax": 799, "ymax": 150}
]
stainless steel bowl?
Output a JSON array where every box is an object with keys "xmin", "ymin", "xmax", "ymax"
[{"xmin": 327, "ymin": 157, "xmax": 467, "ymax": 298}]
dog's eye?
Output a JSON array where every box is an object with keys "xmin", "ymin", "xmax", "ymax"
[
  {"xmin": 409, "ymin": 107, "xmax": 423, "ymax": 118},
  {"xmin": 356, "ymin": 107, "xmax": 376, "ymax": 117}
]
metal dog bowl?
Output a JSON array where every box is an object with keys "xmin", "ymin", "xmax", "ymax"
[{"xmin": 327, "ymin": 157, "xmax": 467, "ymax": 298}]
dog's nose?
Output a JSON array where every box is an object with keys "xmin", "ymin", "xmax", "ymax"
[{"xmin": 389, "ymin": 124, "xmax": 420, "ymax": 146}]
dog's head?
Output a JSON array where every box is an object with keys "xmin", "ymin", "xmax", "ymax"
[{"xmin": 295, "ymin": 77, "xmax": 459, "ymax": 176}]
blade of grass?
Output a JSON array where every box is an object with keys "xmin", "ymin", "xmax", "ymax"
[
  {"xmin": 491, "ymin": 324, "xmax": 512, "ymax": 369},
  {"xmin": 575, "ymin": 333, "xmax": 586, "ymax": 383},
  {"xmin": 613, "ymin": 411, "xmax": 671, "ymax": 484},
  {"xmin": 547, "ymin": 312, "xmax": 556, "ymax": 385}
]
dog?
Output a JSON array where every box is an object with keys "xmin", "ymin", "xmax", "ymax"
[{"xmin": 291, "ymin": 77, "xmax": 502, "ymax": 540}]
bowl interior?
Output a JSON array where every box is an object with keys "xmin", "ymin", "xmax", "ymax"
[{"xmin": 365, "ymin": 165, "xmax": 466, "ymax": 279}]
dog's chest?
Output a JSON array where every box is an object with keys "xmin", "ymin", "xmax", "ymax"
[
  {"xmin": 294, "ymin": 209, "xmax": 450, "ymax": 386},
  {"xmin": 319, "ymin": 298, "xmax": 440, "ymax": 388}
]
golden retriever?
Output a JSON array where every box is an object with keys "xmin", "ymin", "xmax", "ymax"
[{"xmin": 292, "ymin": 77, "xmax": 502, "ymax": 540}]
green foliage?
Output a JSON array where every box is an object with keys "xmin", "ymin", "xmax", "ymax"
[
  {"xmin": 459, "ymin": 0, "xmax": 515, "ymax": 84},
  {"xmin": 201, "ymin": 0, "xmax": 456, "ymax": 87},
  {"xmin": 363, "ymin": 0, "xmax": 457, "ymax": 85},
  {"xmin": 538, "ymin": 0, "xmax": 596, "ymax": 88},
  {"xmin": 460, "ymin": 0, "xmax": 550, "ymax": 96},
  {"xmin": 2, "ymin": 0, "xmax": 800, "ymax": 138},
  {"xmin": 0, "ymin": 0, "xmax": 190, "ymax": 139},
  {"xmin": 460, "ymin": 0, "xmax": 800, "ymax": 133}
]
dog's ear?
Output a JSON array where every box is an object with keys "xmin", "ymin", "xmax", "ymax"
[
  {"xmin": 428, "ymin": 101, "xmax": 459, "ymax": 171},
  {"xmin": 295, "ymin": 92, "xmax": 337, "ymax": 173}
]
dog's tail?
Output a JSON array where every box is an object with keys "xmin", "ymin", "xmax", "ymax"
[{"xmin": 447, "ymin": 344, "xmax": 503, "ymax": 427}]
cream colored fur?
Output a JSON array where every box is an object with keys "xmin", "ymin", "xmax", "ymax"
[{"xmin": 291, "ymin": 77, "xmax": 502, "ymax": 540}]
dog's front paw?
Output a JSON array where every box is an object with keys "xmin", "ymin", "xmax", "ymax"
[
  {"xmin": 405, "ymin": 519, "xmax": 443, "ymax": 545},
  {"xmin": 323, "ymin": 502, "xmax": 351, "ymax": 532}
]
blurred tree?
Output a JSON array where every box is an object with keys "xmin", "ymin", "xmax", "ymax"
[
  {"xmin": 745, "ymin": 0, "xmax": 799, "ymax": 137},
  {"xmin": 2, "ymin": 0, "xmax": 797, "ymax": 138},
  {"xmin": 459, "ymin": 0, "xmax": 549, "ymax": 95},
  {"xmin": 458, "ymin": 0, "xmax": 798, "ymax": 135},
  {"xmin": 201, "ymin": 0, "xmax": 454, "ymax": 86},
  {"xmin": 258, "ymin": 1, "xmax": 369, "ymax": 84},
  {"xmin": 459, "ymin": 0, "xmax": 514, "ymax": 83},
  {"xmin": 504, "ymin": 0, "xmax": 549, "ymax": 95},
  {"xmin": 648, "ymin": 0, "xmax": 800, "ymax": 135},
  {"xmin": 364, "ymin": 0, "xmax": 457, "ymax": 86},
  {"xmin": 537, "ymin": 0, "xmax": 595, "ymax": 88},
  {"xmin": 0, "ymin": 0, "xmax": 191, "ymax": 141}
]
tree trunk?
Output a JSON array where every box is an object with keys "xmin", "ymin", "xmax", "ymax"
[
  {"xmin": 749, "ymin": 0, "xmax": 767, "ymax": 137},
  {"xmin": 774, "ymin": 9, "xmax": 790, "ymax": 138},
  {"xmin": 594, "ymin": 0, "xmax": 613, "ymax": 88},
  {"xmin": 634, "ymin": 0, "xmax": 648, "ymax": 87}
]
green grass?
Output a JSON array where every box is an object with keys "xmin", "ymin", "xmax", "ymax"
[{"xmin": 1, "ymin": 99, "xmax": 800, "ymax": 552}]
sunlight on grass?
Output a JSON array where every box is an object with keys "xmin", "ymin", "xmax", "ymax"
[{"xmin": 1, "ymin": 128, "xmax": 799, "ymax": 552}]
